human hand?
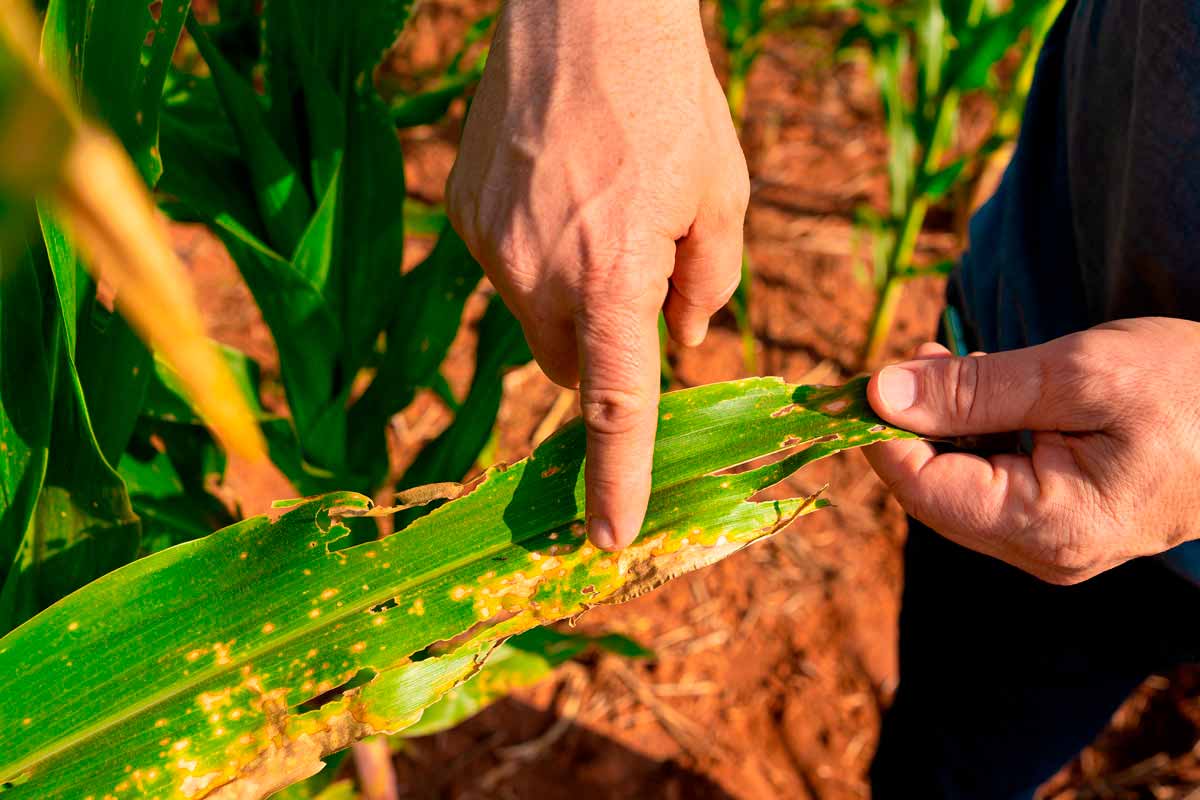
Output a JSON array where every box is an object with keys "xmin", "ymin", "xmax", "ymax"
[
  {"xmin": 864, "ymin": 318, "xmax": 1200, "ymax": 584},
  {"xmin": 446, "ymin": 0, "xmax": 749, "ymax": 550}
]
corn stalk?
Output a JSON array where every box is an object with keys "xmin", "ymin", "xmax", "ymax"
[{"xmin": 845, "ymin": 0, "xmax": 1065, "ymax": 367}]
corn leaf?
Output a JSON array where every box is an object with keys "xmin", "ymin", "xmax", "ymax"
[
  {"xmin": 345, "ymin": 225, "xmax": 481, "ymax": 483},
  {"xmin": 0, "ymin": 240, "xmax": 58, "ymax": 631},
  {"xmin": 0, "ymin": 377, "xmax": 912, "ymax": 799},
  {"xmin": 401, "ymin": 627, "xmax": 651, "ymax": 738},
  {"xmin": 386, "ymin": 296, "xmax": 530, "ymax": 534},
  {"xmin": 1, "ymin": 0, "xmax": 188, "ymax": 632},
  {"xmin": 0, "ymin": 339, "xmax": 140, "ymax": 633},
  {"xmin": 40, "ymin": 0, "xmax": 188, "ymax": 186},
  {"xmin": 186, "ymin": 16, "xmax": 313, "ymax": 256}
]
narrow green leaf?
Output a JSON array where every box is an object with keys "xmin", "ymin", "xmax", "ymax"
[
  {"xmin": 389, "ymin": 297, "xmax": 531, "ymax": 531},
  {"xmin": 212, "ymin": 221, "xmax": 345, "ymax": 472},
  {"xmin": 401, "ymin": 197, "xmax": 447, "ymax": 238},
  {"xmin": 402, "ymin": 627, "xmax": 649, "ymax": 738},
  {"xmin": 158, "ymin": 106, "xmax": 266, "ymax": 242},
  {"xmin": 186, "ymin": 15, "xmax": 314, "ymax": 256},
  {"xmin": 40, "ymin": 0, "xmax": 190, "ymax": 185},
  {"xmin": 0, "ymin": 348, "xmax": 139, "ymax": 634},
  {"xmin": 0, "ymin": 240, "xmax": 58, "ymax": 612},
  {"xmin": 919, "ymin": 157, "xmax": 967, "ymax": 201},
  {"xmin": 346, "ymin": 225, "xmax": 481, "ymax": 482},
  {"xmin": 0, "ymin": 377, "xmax": 913, "ymax": 798},
  {"xmin": 142, "ymin": 346, "xmax": 268, "ymax": 426},
  {"xmin": 390, "ymin": 72, "xmax": 478, "ymax": 129}
]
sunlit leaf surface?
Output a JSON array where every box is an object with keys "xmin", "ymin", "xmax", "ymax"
[{"xmin": 0, "ymin": 377, "xmax": 913, "ymax": 799}]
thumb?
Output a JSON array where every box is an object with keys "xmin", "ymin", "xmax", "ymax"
[{"xmin": 867, "ymin": 337, "xmax": 1109, "ymax": 436}]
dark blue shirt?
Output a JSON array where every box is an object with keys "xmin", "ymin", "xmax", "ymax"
[{"xmin": 953, "ymin": 0, "xmax": 1200, "ymax": 582}]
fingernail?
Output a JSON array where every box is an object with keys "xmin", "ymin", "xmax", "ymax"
[
  {"xmin": 877, "ymin": 366, "xmax": 917, "ymax": 412},
  {"xmin": 588, "ymin": 517, "xmax": 616, "ymax": 550}
]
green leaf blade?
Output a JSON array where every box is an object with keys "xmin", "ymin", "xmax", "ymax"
[{"xmin": 0, "ymin": 378, "xmax": 913, "ymax": 799}]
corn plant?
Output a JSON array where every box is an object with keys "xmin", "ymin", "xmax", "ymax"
[
  {"xmin": 0, "ymin": 0, "xmax": 264, "ymax": 633},
  {"xmin": 714, "ymin": 0, "xmax": 819, "ymax": 375},
  {"xmin": 0, "ymin": 377, "xmax": 914, "ymax": 799},
  {"xmin": 0, "ymin": 3, "xmax": 924, "ymax": 798},
  {"xmin": 715, "ymin": 0, "xmax": 770, "ymax": 375},
  {"xmin": 0, "ymin": 0, "xmax": 527, "ymax": 753},
  {"xmin": 843, "ymin": 0, "xmax": 1064, "ymax": 366}
]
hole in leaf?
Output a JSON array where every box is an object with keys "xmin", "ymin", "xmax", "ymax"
[
  {"xmin": 708, "ymin": 434, "xmax": 840, "ymax": 478},
  {"xmin": 292, "ymin": 667, "xmax": 377, "ymax": 714},
  {"xmin": 369, "ymin": 598, "xmax": 398, "ymax": 614}
]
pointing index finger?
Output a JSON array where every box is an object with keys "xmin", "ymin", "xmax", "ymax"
[{"xmin": 575, "ymin": 297, "xmax": 663, "ymax": 551}]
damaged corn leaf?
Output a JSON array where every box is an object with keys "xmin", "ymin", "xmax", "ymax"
[
  {"xmin": 0, "ymin": 377, "xmax": 913, "ymax": 800},
  {"xmin": 402, "ymin": 627, "xmax": 652, "ymax": 738}
]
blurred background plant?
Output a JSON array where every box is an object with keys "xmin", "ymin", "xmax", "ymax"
[{"xmin": 838, "ymin": 0, "xmax": 1064, "ymax": 366}]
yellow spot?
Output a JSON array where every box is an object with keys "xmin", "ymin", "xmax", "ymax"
[
  {"xmin": 320, "ymin": 588, "xmax": 338, "ymax": 600},
  {"xmin": 529, "ymin": 551, "xmax": 542, "ymax": 561},
  {"xmin": 372, "ymin": 617, "xmax": 384, "ymax": 626},
  {"xmin": 261, "ymin": 623, "xmax": 276, "ymax": 634},
  {"xmin": 239, "ymin": 552, "xmax": 248, "ymax": 560},
  {"xmin": 209, "ymin": 713, "xmax": 220, "ymax": 723},
  {"xmin": 214, "ymin": 727, "xmax": 226, "ymax": 737},
  {"xmin": 21, "ymin": 717, "xmax": 31, "ymax": 726},
  {"xmin": 365, "ymin": 550, "xmax": 377, "ymax": 559},
  {"xmin": 407, "ymin": 598, "xmax": 425, "ymax": 616},
  {"xmin": 450, "ymin": 586, "xmax": 471, "ymax": 601},
  {"xmin": 308, "ymin": 608, "xmax": 321, "ymax": 619},
  {"xmin": 306, "ymin": 648, "xmax": 318, "ymax": 658},
  {"xmin": 171, "ymin": 739, "xmax": 190, "ymax": 752},
  {"xmin": 350, "ymin": 641, "xmax": 367, "ymax": 653},
  {"xmin": 186, "ymin": 649, "xmax": 203, "ymax": 662},
  {"xmin": 67, "ymin": 621, "xmax": 79, "ymax": 632},
  {"xmin": 662, "ymin": 412, "xmax": 673, "ymax": 420}
]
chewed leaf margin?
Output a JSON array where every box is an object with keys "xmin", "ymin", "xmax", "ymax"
[{"xmin": 0, "ymin": 377, "xmax": 913, "ymax": 800}]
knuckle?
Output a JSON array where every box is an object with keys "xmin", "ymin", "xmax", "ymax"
[
  {"xmin": 674, "ymin": 272, "xmax": 741, "ymax": 315},
  {"xmin": 945, "ymin": 356, "xmax": 982, "ymax": 425},
  {"xmin": 580, "ymin": 387, "xmax": 652, "ymax": 438}
]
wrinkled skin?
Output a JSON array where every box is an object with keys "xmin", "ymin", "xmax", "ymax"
[
  {"xmin": 865, "ymin": 317, "xmax": 1200, "ymax": 584},
  {"xmin": 446, "ymin": 0, "xmax": 749, "ymax": 550}
]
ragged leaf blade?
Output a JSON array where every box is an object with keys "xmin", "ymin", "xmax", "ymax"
[{"xmin": 0, "ymin": 377, "xmax": 914, "ymax": 800}]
